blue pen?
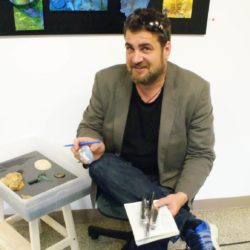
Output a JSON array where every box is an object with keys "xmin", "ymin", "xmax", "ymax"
[{"xmin": 64, "ymin": 140, "xmax": 101, "ymax": 147}]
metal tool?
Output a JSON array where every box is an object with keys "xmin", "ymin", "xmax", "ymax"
[{"xmin": 141, "ymin": 192, "xmax": 158, "ymax": 236}]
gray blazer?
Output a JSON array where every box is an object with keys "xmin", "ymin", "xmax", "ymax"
[{"xmin": 77, "ymin": 61, "xmax": 215, "ymax": 205}]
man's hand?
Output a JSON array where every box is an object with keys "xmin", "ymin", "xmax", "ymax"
[
  {"xmin": 155, "ymin": 192, "xmax": 188, "ymax": 216},
  {"xmin": 71, "ymin": 137, "xmax": 105, "ymax": 163}
]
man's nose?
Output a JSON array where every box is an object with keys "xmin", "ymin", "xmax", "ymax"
[{"xmin": 131, "ymin": 50, "xmax": 143, "ymax": 64}]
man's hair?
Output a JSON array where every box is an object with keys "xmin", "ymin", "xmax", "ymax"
[{"xmin": 124, "ymin": 8, "xmax": 171, "ymax": 47}]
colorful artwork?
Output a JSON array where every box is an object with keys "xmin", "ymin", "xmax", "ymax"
[
  {"xmin": 0, "ymin": 0, "xmax": 210, "ymax": 35},
  {"xmin": 120, "ymin": 0, "xmax": 150, "ymax": 17},
  {"xmin": 163, "ymin": 0, "xmax": 193, "ymax": 18},
  {"xmin": 50, "ymin": 0, "xmax": 108, "ymax": 11},
  {"xmin": 12, "ymin": 0, "xmax": 44, "ymax": 31},
  {"xmin": 9, "ymin": 0, "xmax": 34, "ymax": 5}
]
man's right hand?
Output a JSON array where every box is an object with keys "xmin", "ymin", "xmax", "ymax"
[{"xmin": 71, "ymin": 137, "xmax": 105, "ymax": 163}]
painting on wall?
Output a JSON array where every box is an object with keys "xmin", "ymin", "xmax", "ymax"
[
  {"xmin": 49, "ymin": 0, "xmax": 108, "ymax": 11},
  {"xmin": 0, "ymin": 0, "xmax": 210, "ymax": 36},
  {"xmin": 12, "ymin": 0, "xmax": 44, "ymax": 31}
]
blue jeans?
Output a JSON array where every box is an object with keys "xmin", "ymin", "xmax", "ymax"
[{"xmin": 89, "ymin": 153, "xmax": 195, "ymax": 250}]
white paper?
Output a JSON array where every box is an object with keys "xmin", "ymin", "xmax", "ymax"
[{"xmin": 124, "ymin": 201, "xmax": 179, "ymax": 246}]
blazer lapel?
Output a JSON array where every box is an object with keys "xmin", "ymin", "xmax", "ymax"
[
  {"xmin": 158, "ymin": 63, "xmax": 178, "ymax": 165},
  {"xmin": 113, "ymin": 71, "xmax": 133, "ymax": 153}
]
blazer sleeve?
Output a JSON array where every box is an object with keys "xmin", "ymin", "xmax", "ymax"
[
  {"xmin": 175, "ymin": 81, "xmax": 215, "ymax": 202},
  {"xmin": 77, "ymin": 72, "xmax": 104, "ymax": 141}
]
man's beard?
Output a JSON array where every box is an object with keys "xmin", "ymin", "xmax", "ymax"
[{"xmin": 129, "ymin": 62, "xmax": 165, "ymax": 86}]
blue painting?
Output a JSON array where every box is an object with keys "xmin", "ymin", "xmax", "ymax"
[
  {"xmin": 120, "ymin": 0, "xmax": 150, "ymax": 17},
  {"xmin": 50, "ymin": 0, "xmax": 108, "ymax": 11}
]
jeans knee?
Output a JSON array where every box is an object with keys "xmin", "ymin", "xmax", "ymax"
[
  {"xmin": 88, "ymin": 153, "xmax": 117, "ymax": 179},
  {"xmin": 88, "ymin": 159, "xmax": 102, "ymax": 179}
]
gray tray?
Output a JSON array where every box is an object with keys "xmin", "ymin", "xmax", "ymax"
[{"xmin": 0, "ymin": 151, "xmax": 77, "ymax": 198}]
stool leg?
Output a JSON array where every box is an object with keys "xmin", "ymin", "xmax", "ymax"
[
  {"xmin": 62, "ymin": 204, "xmax": 79, "ymax": 250},
  {"xmin": 29, "ymin": 218, "xmax": 41, "ymax": 250}
]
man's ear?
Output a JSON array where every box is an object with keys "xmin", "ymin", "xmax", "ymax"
[{"xmin": 164, "ymin": 41, "xmax": 171, "ymax": 60}]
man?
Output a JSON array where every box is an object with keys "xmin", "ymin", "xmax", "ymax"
[{"xmin": 72, "ymin": 8, "xmax": 219, "ymax": 250}]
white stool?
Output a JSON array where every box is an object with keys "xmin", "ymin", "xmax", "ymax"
[{"xmin": 0, "ymin": 146, "xmax": 91, "ymax": 250}]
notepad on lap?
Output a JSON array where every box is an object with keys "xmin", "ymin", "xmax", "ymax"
[{"xmin": 124, "ymin": 201, "xmax": 179, "ymax": 246}]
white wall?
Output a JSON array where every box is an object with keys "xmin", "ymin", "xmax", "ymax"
[{"xmin": 0, "ymin": 0, "xmax": 250, "ymax": 211}]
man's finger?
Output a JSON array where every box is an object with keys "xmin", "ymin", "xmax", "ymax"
[
  {"xmin": 154, "ymin": 199, "xmax": 164, "ymax": 208},
  {"xmin": 73, "ymin": 138, "xmax": 80, "ymax": 150},
  {"xmin": 71, "ymin": 147, "xmax": 80, "ymax": 160}
]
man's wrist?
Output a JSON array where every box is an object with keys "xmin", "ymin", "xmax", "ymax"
[{"xmin": 175, "ymin": 192, "xmax": 188, "ymax": 206}]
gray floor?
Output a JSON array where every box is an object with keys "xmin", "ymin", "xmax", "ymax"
[{"xmin": 2, "ymin": 207, "xmax": 250, "ymax": 250}]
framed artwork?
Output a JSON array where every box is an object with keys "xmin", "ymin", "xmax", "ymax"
[{"xmin": 0, "ymin": 0, "xmax": 210, "ymax": 36}]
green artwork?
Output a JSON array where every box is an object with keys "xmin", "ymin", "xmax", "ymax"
[{"xmin": 13, "ymin": 0, "xmax": 44, "ymax": 31}]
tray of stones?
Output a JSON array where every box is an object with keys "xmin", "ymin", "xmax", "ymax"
[{"xmin": 0, "ymin": 151, "xmax": 77, "ymax": 199}]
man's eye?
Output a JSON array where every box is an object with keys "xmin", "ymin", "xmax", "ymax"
[
  {"xmin": 142, "ymin": 47, "xmax": 151, "ymax": 52},
  {"xmin": 126, "ymin": 46, "xmax": 133, "ymax": 52}
]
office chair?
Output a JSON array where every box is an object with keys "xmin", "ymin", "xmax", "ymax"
[{"xmin": 88, "ymin": 193, "xmax": 134, "ymax": 250}]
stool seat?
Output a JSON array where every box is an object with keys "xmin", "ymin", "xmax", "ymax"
[{"xmin": 97, "ymin": 193, "xmax": 128, "ymax": 220}]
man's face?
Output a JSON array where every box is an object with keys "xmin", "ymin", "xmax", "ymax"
[{"xmin": 125, "ymin": 30, "xmax": 171, "ymax": 85}]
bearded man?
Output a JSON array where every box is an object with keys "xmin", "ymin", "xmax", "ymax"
[{"xmin": 71, "ymin": 8, "xmax": 219, "ymax": 250}]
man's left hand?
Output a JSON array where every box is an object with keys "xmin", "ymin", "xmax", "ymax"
[{"xmin": 155, "ymin": 192, "xmax": 188, "ymax": 216}]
